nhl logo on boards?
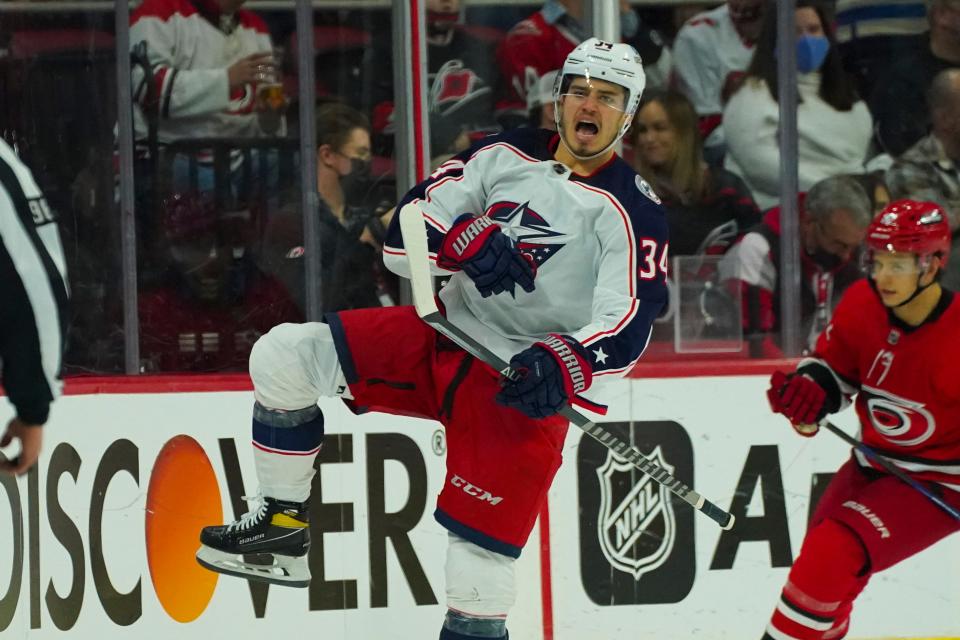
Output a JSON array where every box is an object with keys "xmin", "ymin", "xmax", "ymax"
[
  {"xmin": 577, "ymin": 421, "xmax": 695, "ymax": 605},
  {"xmin": 597, "ymin": 446, "xmax": 676, "ymax": 580}
]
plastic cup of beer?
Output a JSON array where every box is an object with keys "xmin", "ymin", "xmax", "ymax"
[{"xmin": 258, "ymin": 82, "xmax": 286, "ymax": 111}]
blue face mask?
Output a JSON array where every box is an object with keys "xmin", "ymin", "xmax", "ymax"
[{"xmin": 796, "ymin": 35, "xmax": 830, "ymax": 73}]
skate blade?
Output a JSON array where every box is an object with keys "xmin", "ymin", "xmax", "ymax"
[{"xmin": 196, "ymin": 545, "xmax": 311, "ymax": 588}]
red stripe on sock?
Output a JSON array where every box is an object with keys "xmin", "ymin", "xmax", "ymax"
[{"xmin": 252, "ymin": 441, "xmax": 322, "ymax": 456}]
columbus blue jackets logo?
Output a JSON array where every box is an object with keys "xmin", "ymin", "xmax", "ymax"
[
  {"xmin": 597, "ymin": 446, "xmax": 677, "ymax": 579},
  {"xmin": 486, "ymin": 201, "xmax": 566, "ymax": 267}
]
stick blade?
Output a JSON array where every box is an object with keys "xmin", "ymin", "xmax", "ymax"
[{"xmin": 398, "ymin": 203, "xmax": 440, "ymax": 318}]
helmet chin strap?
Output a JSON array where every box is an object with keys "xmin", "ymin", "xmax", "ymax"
[
  {"xmin": 893, "ymin": 275, "xmax": 933, "ymax": 308},
  {"xmin": 895, "ymin": 254, "xmax": 943, "ymax": 307}
]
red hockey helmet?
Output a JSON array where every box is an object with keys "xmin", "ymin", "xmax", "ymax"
[{"xmin": 865, "ymin": 199, "xmax": 951, "ymax": 268}]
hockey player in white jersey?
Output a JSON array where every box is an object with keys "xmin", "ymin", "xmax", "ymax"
[{"xmin": 196, "ymin": 38, "xmax": 669, "ymax": 640}]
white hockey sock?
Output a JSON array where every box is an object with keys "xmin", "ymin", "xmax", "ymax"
[
  {"xmin": 247, "ymin": 322, "xmax": 350, "ymax": 503},
  {"xmin": 252, "ymin": 403, "xmax": 323, "ymax": 503}
]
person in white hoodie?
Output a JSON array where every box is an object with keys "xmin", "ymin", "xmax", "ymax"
[{"xmin": 723, "ymin": 0, "xmax": 873, "ymax": 211}]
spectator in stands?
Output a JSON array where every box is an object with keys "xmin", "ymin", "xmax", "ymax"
[
  {"xmin": 886, "ymin": 68, "xmax": 960, "ymax": 288},
  {"xmin": 718, "ymin": 175, "xmax": 872, "ymax": 356},
  {"xmin": 631, "ymin": 89, "xmax": 760, "ymax": 257},
  {"xmin": 260, "ymin": 102, "xmax": 395, "ymax": 315},
  {"xmin": 139, "ymin": 191, "xmax": 302, "ymax": 373},
  {"xmin": 869, "ymin": 0, "xmax": 960, "ymax": 156},
  {"xmin": 129, "ymin": 0, "xmax": 284, "ymax": 195},
  {"xmin": 496, "ymin": 0, "xmax": 671, "ymax": 127},
  {"xmin": 527, "ymin": 70, "xmax": 559, "ymax": 130},
  {"xmin": 723, "ymin": 0, "xmax": 873, "ymax": 211},
  {"xmin": 670, "ymin": 4, "xmax": 715, "ymax": 43},
  {"xmin": 846, "ymin": 170, "xmax": 892, "ymax": 215},
  {"xmin": 365, "ymin": 0, "xmax": 500, "ymax": 158},
  {"xmin": 835, "ymin": 0, "xmax": 928, "ymax": 100},
  {"xmin": 671, "ymin": 0, "xmax": 765, "ymax": 159}
]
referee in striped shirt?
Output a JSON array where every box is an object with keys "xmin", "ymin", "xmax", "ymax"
[{"xmin": 0, "ymin": 138, "xmax": 69, "ymax": 475}]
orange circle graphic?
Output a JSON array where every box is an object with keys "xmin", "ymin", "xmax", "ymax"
[{"xmin": 146, "ymin": 435, "xmax": 223, "ymax": 622}]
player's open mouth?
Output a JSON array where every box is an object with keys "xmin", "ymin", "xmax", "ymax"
[{"xmin": 575, "ymin": 120, "xmax": 599, "ymax": 143}]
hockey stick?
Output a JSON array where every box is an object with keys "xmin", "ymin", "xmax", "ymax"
[
  {"xmin": 819, "ymin": 419, "xmax": 960, "ymax": 521},
  {"xmin": 398, "ymin": 203, "xmax": 736, "ymax": 530}
]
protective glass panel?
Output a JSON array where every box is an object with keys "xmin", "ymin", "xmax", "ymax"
[
  {"xmin": 130, "ymin": 2, "xmax": 305, "ymax": 373},
  {"xmin": 263, "ymin": 5, "xmax": 400, "ymax": 315},
  {"xmin": 0, "ymin": 9, "xmax": 124, "ymax": 373},
  {"xmin": 672, "ymin": 254, "xmax": 743, "ymax": 354}
]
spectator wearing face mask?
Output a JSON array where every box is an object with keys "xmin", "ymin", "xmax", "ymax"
[
  {"xmin": 723, "ymin": 0, "xmax": 873, "ymax": 211},
  {"xmin": 259, "ymin": 102, "xmax": 396, "ymax": 314},
  {"xmin": 718, "ymin": 175, "xmax": 872, "ymax": 356}
]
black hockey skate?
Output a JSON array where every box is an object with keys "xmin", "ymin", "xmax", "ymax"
[{"xmin": 196, "ymin": 495, "xmax": 311, "ymax": 587}]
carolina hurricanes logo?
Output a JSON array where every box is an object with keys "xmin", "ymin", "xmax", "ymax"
[
  {"xmin": 860, "ymin": 384, "xmax": 936, "ymax": 447},
  {"xmin": 429, "ymin": 59, "xmax": 491, "ymax": 117},
  {"xmin": 485, "ymin": 201, "xmax": 566, "ymax": 267}
]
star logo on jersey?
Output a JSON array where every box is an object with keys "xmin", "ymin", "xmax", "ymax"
[
  {"xmin": 485, "ymin": 201, "xmax": 566, "ymax": 267},
  {"xmin": 592, "ymin": 347, "xmax": 609, "ymax": 364}
]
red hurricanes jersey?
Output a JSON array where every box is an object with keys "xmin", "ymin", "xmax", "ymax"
[{"xmin": 810, "ymin": 279, "xmax": 960, "ymax": 491}]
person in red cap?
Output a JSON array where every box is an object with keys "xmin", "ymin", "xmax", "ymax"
[{"xmin": 762, "ymin": 199, "xmax": 960, "ymax": 640}]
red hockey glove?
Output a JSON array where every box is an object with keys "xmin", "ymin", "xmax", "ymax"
[
  {"xmin": 437, "ymin": 214, "xmax": 536, "ymax": 298},
  {"xmin": 496, "ymin": 334, "xmax": 593, "ymax": 418},
  {"xmin": 767, "ymin": 370, "xmax": 826, "ymax": 436}
]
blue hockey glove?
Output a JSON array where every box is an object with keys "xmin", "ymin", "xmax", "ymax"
[
  {"xmin": 496, "ymin": 334, "xmax": 593, "ymax": 418},
  {"xmin": 437, "ymin": 214, "xmax": 536, "ymax": 297}
]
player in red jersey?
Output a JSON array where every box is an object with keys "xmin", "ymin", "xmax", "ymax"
[{"xmin": 763, "ymin": 199, "xmax": 960, "ymax": 640}]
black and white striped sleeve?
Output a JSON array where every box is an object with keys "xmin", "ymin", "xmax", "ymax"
[{"xmin": 0, "ymin": 140, "xmax": 69, "ymax": 426}]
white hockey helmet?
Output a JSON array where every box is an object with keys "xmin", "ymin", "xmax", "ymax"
[{"xmin": 553, "ymin": 37, "xmax": 646, "ymax": 148}]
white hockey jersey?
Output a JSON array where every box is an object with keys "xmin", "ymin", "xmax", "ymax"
[
  {"xmin": 129, "ymin": 0, "xmax": 275, "ymax": 145},
  {"xmin": 383, "ymin": 128, "xmax": 669, "ymax": 384},
  {"xmin": 672, "ymin": 4, "xmax": 755, "ymax": 146}
]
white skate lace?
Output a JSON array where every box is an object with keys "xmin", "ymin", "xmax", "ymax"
[{"xmin": 226, "ymin": 494, "xmax": 269, "ymax": 532}]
